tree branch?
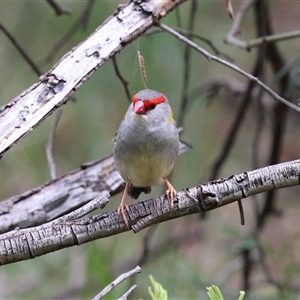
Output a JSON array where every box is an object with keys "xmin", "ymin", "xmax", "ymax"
[
  {"xmin": 92, "ymin": 266, "xmax": 141, "ymax": 300},
  {"xmin": 225, "ymin": 0, "xmax": 300, "ymax": 50},
  {"xmin": 158, "ymin": 23, "xmax": 300, "ymax": 113},
  {"xmin": 0, "ymin": 0, "xmax": 187, "ymax": 159},
  {"xmin": 1, "ymin": 159, "xmax": 300, "ymax": 265},
  {"xmin": 0, "ymin": 155, "xmax": 123, "ymax": 234},
  {"xmin": 45, "ymin": 0, "xmax": 71, "ymax": 15}
]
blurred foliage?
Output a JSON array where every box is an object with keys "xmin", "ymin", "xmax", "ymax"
[
  {"xmin": 207, "ymin": 285, "xmax": 245, "ymax": 300},
  {"xmin": 1, "ymin": 0, "xmax": 300, "ymax": 299},
  {"xmin": 147, "ymin": 275, "xmax": 168, "ymax": 300}
]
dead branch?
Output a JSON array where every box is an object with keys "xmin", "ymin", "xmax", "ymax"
[
  {"xmin": 158, "ymin": 23, "xmax": 300, "ymax": 113},
  {"xmin": 0, "ymin": 0, "xmax": 187, "ymax": 159},
  {"xmin": 1, "ymin": 159, "xmax": 300, "ymax": 265},
  {"xmin": 92, "ymin": 266, "xmax": 141, "ymax": 300},
  {"xmin": 0, "ymin": 155, "xmax": 122, "ymax": 234},
  {"xmin": 225, "ymin": 0, "xmax": 300, "ymax": 50},
  {"xmin": 45, "ymin": 0, "xmax": 71, "ymax": 15}
]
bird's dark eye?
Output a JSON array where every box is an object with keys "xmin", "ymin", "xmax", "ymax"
[{"xmin": 150, "ymin": 104, "xmax": 156, "ymax": 110}]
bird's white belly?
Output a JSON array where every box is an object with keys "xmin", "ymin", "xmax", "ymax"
[{"xmin": 119, "ymin": 153, "xmax": 174, "ymax": 187}]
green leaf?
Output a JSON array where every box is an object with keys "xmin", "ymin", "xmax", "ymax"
[
  {"xmin": 238, "ymin": 291, "xmax": 245, "ymax": 300},
  {"xmin": 206, "ymin": 285, "xmax": 224, "ymax": 300},
  {"xmin": 147, "ymin": 275, "xmax": 168, "ymax": 300}
]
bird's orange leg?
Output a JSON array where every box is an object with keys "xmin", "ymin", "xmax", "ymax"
[
  {"xmin": 164, "ymin": 178, "xmax": 177, "ymax": 209},
  {"xmin": 117, "ymin": 183, "xmax": 130, "ymax": 228}
]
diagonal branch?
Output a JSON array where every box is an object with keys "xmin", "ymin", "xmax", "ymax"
[
  {"xmin": 158, "ymin": 23, "xmax": 300, "ymax": 113},
  {"xmin": 0, "ymin": 158, "xmax": 300, "ymax": 265},
  {"xmin": 0, "ymin": 154, "xmax": 123, "ymax": 234},
  {"xmin": 45, "ymin": 0, "xmax": 71, "ymax": 15},
  {"xmin": 0, "ymin": 0, "xmax": 187, "ymax": 159},
  {"xmin": 0, "ymin": 22, "xmax": 42, "ymax": 76}
]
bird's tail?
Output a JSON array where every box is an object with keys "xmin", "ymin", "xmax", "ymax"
[{"xmin": 128, "ymin": 185, "xmax": 151, "ymax": 199}]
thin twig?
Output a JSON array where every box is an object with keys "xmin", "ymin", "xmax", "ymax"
[
  {"xmin": 40, "ymin": 0, "xmax": 95, "ymax": 65},
  {"xmin": 238, "ymin": 200, "xmax": 245, "ymax": 225},
  {"xmin": 137, "ymin": 225, "xmax": 158, "ymax": 266},
  {"xmin": 225, "ymin": 0, "xmax": 254, "ymax": 49},
  {"xmin": 158, "ymin": 23, "xmax": 300, "ymax": 113},
  {"xmin": 117, "ymin": 285, "xmax": 138, "ymax": 300},
  {"xmin": 92, "ymin": 266, "xmax": 142, "ymax": 300},
  {"xmin": 0, "ymin": 22, "xmax": 41, "ymax": 76},
  {"xmin": 145, "ymin": 27, "xmax": 233, "ymax": 62},
  {"xmin": 52, "ymin": 191, "xmax": 110, "ymax": 224},
  {"xmin": 256, "ymin": 0, "xmax": 289, "ymax": 230},
  {"xmin": 226, "ymin": 0, "xmax": 235, "ymax": 19},
  {"xmin": 177, "ymin": 0, "xmax": 197, "ymax": 128},
  {"xmin": 209, "ymin": 52, "xmax": 265, "ymax": 180},
  {"xmin": 45, "ymin": 0, "xmax": 71, "ymax": 15},
  {"xmin": 46, "ymin": 110, "xmax": 62, "ymax": 180},
  {"xmin": 225, "ymin": 0, "xmax": 300, "ymax": 50},
  {"xmin": 112, "ymin": 56, "xmax": 131, "ymax": 103}
]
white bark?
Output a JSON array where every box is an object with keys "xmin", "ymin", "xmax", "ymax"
[
  {"xmin": 0, "ymin": 159, "xmax": 299, "ymax": 265},
  {"xmin": 0, "ymin": 0, "xmax": 187, "ymax": 158},
  {"xmin": 0, "ymin": 155, "xmax": 122, "ymax": 234}
]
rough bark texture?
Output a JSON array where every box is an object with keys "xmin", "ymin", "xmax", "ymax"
[
  {"xmin": 0, "ymin": 155, "xmax": 123, "ymax": 234},
  {"xmin": 0, "ymin": 0, "xmax": 187, "ymax": 158},
  {"xmin": 0, "ymin": 159, "xmax": 299, "ymax": 265}
]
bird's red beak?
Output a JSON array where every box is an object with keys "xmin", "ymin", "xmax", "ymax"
[{"xmin": 133, "ymin": 101, "xmax": 146, "ymax": 114}]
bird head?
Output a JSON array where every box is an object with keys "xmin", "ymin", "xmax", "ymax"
[{"xmin": 132, "ymin": 89, "xmax": 169, "ymax": 115}]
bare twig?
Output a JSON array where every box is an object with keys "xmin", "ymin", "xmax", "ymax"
[
  {"xmin": 158, "ymin": 23, "xmax": 300, "ymax": 113},
  {"xmin": 117, "ymin": 285, "xmax": 138, "ymax": 300},
  {"xmin": 137, "ymin": 225, "xmax": 158, "ymax": 266},
  {"xmin": 225, "ymin": 0, "xmax": 254, "ymax": 49},
  {"xmin": 0, "ymin": 22, "xmax": 41, "ymax": 76},
  {"xmin": 252, "ymin": 88, "xmax": 266, "ymax": 169},
  {"xmin": 46, "ymin": 110, "xmax": 62, "ymax": 180},
  {"xmin": 225, "ymin": 0, "xmax": 300, "ymax": 50},
  {"xmin": 146, "ymin": 27, "xmax": 233, "ymax": 62},
  {"xmin": 209, "ymin": 54, "xmax": 264, "ymax": 180},
  {"xmin": 91, "ymin": 266, "xmax": 141, "ymax": 300},
  {"xmin": 238, "ymin": 200, "xmax": 245, "ymax": 225},
  {"xmin": 226, "ymin": 0, "xmax": 235, "ymax": 19},
  {"xmin": 112, "ymin": 56, "xmax": 131, "ymax": 103},
  {"xmin": 244, "ymin": 30, "xmax": 300, "ymax": 50},
  {"xmin": 40, "ymin": 0, "xmax": 95, "ymax": 65},
  {"xmin": 52, "ymin": 191, "xmax": 110, "ymax": 223},
  {"xmin": 45, "ymin": 0, "xmax": 71, "ymax": 15},
  {"xmin": 177, "ymin": 0, "xmax": 197, "ymax": 128},
  {"xmin": 256, "ymin": 0, "xmax": 289, "ymax": 230}
]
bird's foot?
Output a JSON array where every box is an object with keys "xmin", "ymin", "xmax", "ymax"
[
  {"xmin": 117, "ymin": 201, "xmax": 130, "ymax": 228},
  {"xmin": 164, "ymin": 178, "xmax": 177, "ymax": 210},
  {"xmin": 117, "ymin": 183, "xmax": 130, "ymax": 228}
]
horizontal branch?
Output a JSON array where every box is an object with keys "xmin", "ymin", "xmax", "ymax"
[
  {"xmin": 0, "ymin": 0, "xmax": 187, "ymax": 158},
  {"xmin": 0, "ymin": 159, "xmax": 299, "ymax": 265},
  {"xmin": 225, "ymin": 0, "xmax": 300, "ymax": 50},
  {"xmin": 0, "ymin": 155, "xmax": 123, "ymax": 234}
]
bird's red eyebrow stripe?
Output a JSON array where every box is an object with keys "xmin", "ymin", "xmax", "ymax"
[
  {"xmin": 148, "ymin": 95, "xmax": 166, "ymax": 105},
  {"xmin": 132, "ymin": 95, "xmax": 166, "ymax": 105}
]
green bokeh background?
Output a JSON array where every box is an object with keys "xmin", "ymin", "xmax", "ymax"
[{"xmin": 1, "ymin": 1, "xmax": 300, "ymax": 299}]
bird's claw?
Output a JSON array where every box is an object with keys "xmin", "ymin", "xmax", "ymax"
[
  {"xmin": 166, "ymin": 187, "xmax": 177, "ymax": 210},
  {"xmin": 117, "ymin": 202, "xmax": 130, "ymax": 228}
]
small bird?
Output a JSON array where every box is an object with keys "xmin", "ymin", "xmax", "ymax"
[{"xmin": 113, "ymin": 89, "xmax": 180, "ymax": 227}]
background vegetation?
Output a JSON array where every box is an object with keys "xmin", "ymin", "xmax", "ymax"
[{"xmin": 1, "ymin": 0, "xmax": 300, "ymax": 299}]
